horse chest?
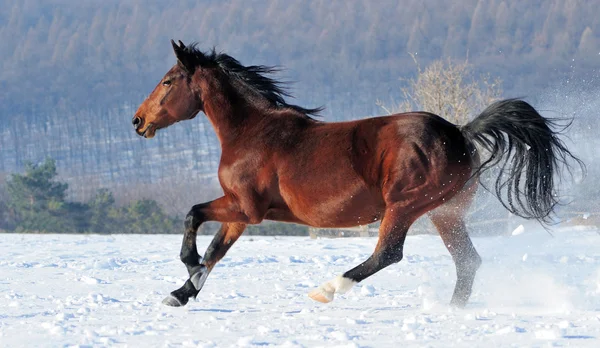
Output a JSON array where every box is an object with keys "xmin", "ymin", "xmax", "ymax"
[{"xmin": 217, "ymin": 155, "xmax": 272, "ymax": 193}]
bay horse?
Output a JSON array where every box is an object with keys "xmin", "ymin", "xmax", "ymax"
[{"xmin": 133, "ymin": 40, "xmax": 581, "ymax": 308}]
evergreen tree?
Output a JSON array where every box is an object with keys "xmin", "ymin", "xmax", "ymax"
[
  {"xmin": 0, "ymin": 200, "xmax": 11, "ymax": 231},
  {"xmin": 120, "ymin": 199, "xmax": 179, "ymax": 234},
  {"xmin": 6, "ymin": 158, "xmax": 78, "ymax": 232},
  {"xmin": 88, "ymin": 188, "xmax": 116, "ymax": 233}
]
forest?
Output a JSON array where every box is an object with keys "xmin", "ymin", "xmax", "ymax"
[
  {"xmin": 0, "ymin": 0, "xmax": 598, "ymax": 232},
  {"xmin": 1, "ymin": 0, "xmax": 598, "ymax": 120}
]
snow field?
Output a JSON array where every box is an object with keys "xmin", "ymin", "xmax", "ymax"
[{"xmin": 1, "ymin": 227, "xmax": 600, "ymax": 347}]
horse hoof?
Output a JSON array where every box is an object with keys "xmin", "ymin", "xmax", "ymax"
[
  {"xmin": 450, "ymin": 300, "xmax": 467, "ymax": 309},
  {"xmin": 308, "ymin": 287, "xmax": 334, "ymax": 303},
  {"xmin": 162, "ymin": 294, "xmax": 186, "ymax": 307}
]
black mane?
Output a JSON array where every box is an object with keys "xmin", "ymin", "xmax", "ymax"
[{"xmin": 183, "ymin": 44, "xmax": 323, "ymax": 118}]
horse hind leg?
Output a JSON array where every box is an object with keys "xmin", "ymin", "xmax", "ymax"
[
  {"xmin": 429, "ymin": 190, "xmax": 482, "ymax": 308},
  {"xmin": 308, "ymin": 206, "xmax": 410, "ymax": 303}
]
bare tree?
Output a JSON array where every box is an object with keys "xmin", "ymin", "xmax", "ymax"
[{"xmin": 378, "ymin": 54, "xmax": 503, "ymax": 125}]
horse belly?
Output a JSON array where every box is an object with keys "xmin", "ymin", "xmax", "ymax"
[{"xmin": 279, "ymin": 176, "xmax": 382, "ymax": 228}]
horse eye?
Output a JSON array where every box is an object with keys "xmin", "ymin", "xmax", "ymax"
[{"xmin": 162, "ymin": 80, "xmax": 172, "ymax": 86}]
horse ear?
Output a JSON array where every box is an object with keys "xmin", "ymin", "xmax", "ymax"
[
  {"xmin": 171, "ymin": 39, "xmax": 181, "ymax": 52},
  {"xmin": 171, "ymin": 39, "xmax": 195, "ymax": 74}
]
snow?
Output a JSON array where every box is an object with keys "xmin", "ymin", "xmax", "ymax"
[
  {"xmin": 2, "ymin": 227, "xmax": 600, "ymax": 347},
  {"xmin": 511, "ymin": 224, "xmax": 525, "ymax": 236}
]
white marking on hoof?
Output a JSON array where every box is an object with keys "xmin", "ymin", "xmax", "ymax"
[
  {"xmin": 162, "ymin": 294, "xmax": 184, "ymax": 307},
  {"xmin": 308, "ymin": 276, "xmax": 357, "ymax": 303},
  {"xmin": 190, "ymin": 267, "xmax": 209, "ymax": 291},
  {"xmin": 332, "ymin": 275, "xmax": 357, "ymax": 294}
]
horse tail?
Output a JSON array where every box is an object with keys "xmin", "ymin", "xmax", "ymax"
[{"xmin": 460, "ymin": 98, "xmax": 584, "ymax": 224}]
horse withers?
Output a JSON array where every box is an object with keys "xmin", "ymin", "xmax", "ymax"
[{"xmin": 133, "ymin": 40, "xmax": 582, "ymax": 307}]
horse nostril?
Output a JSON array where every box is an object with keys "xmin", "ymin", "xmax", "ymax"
[{"xmin": 132, "ymin": 116, "xmax": 142, "ymax": 129}]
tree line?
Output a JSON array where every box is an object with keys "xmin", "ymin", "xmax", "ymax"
[
  {"xmin": 0, "ymin": 158, "xmax": 308, "ymax": 235},
  {"xmin": 0, "ymin": 158, "xmax": 179, "ymax": 233}
]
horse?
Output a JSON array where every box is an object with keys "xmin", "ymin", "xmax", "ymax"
[{"xmin": 133, "ymin": 40, "xmax": 581, "ymax": 308}]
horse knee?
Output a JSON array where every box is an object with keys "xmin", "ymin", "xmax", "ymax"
[
  {"xmin": 184, "ymin": 213, "xmax": 196, "ymax": 231},
  {"xmin": 184, "ymin": 206, "xmax": 205, "ymax": 231}
]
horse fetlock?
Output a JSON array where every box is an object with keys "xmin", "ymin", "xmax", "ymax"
[
  {"xmin": 381, "ymin": 249, "xmax": 403, "ymax": 266},
  {"xmin": 190, "ymin": 265, "xmax": 210, "ymax": 290},
  {"xmin": 180, "ymin": 250, "xmax": 200, "ymax": 265},
  {"xmin": 180, "ymin": 248, "xmax": 202, "ymax": 275}
]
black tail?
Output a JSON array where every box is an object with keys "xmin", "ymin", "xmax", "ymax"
[{"xmin": 461, "ymin": 98, "xmax": 584, "ymax": 224}]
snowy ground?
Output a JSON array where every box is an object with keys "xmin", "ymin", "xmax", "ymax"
[{"xmin": 2, "ymin": 227, "xmax": 600, "ymax": 347}]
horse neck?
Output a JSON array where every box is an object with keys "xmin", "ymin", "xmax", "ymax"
[{"xmin": 197, "ymin": 76, "xmax": 263, "ymax": 146}]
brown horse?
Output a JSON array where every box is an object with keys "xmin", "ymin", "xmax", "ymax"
[{"xmin": 133, "ymin": 40, "xmax": 581, "ymax": 308}]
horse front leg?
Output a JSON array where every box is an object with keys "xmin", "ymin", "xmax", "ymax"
[
  {"xmin": 164, "ymin": 222, "xmax": 247, "ymax": 306},
  {"xmin": 162, "ymin": 195, "xmax": 258, "ymax": 307}
]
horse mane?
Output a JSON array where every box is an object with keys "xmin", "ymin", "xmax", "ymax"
[{"xmin": 183, "ymin": 43, "xmax": 324, "ymax": 119}]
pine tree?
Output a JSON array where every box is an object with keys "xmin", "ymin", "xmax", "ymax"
[
  {"xmin": 88, "ymin": 188, "xmax": 116, "ymax": 233},
  {"xmin": 6, "ymin": 158, "xmax": 76, "ymax": 232}
]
